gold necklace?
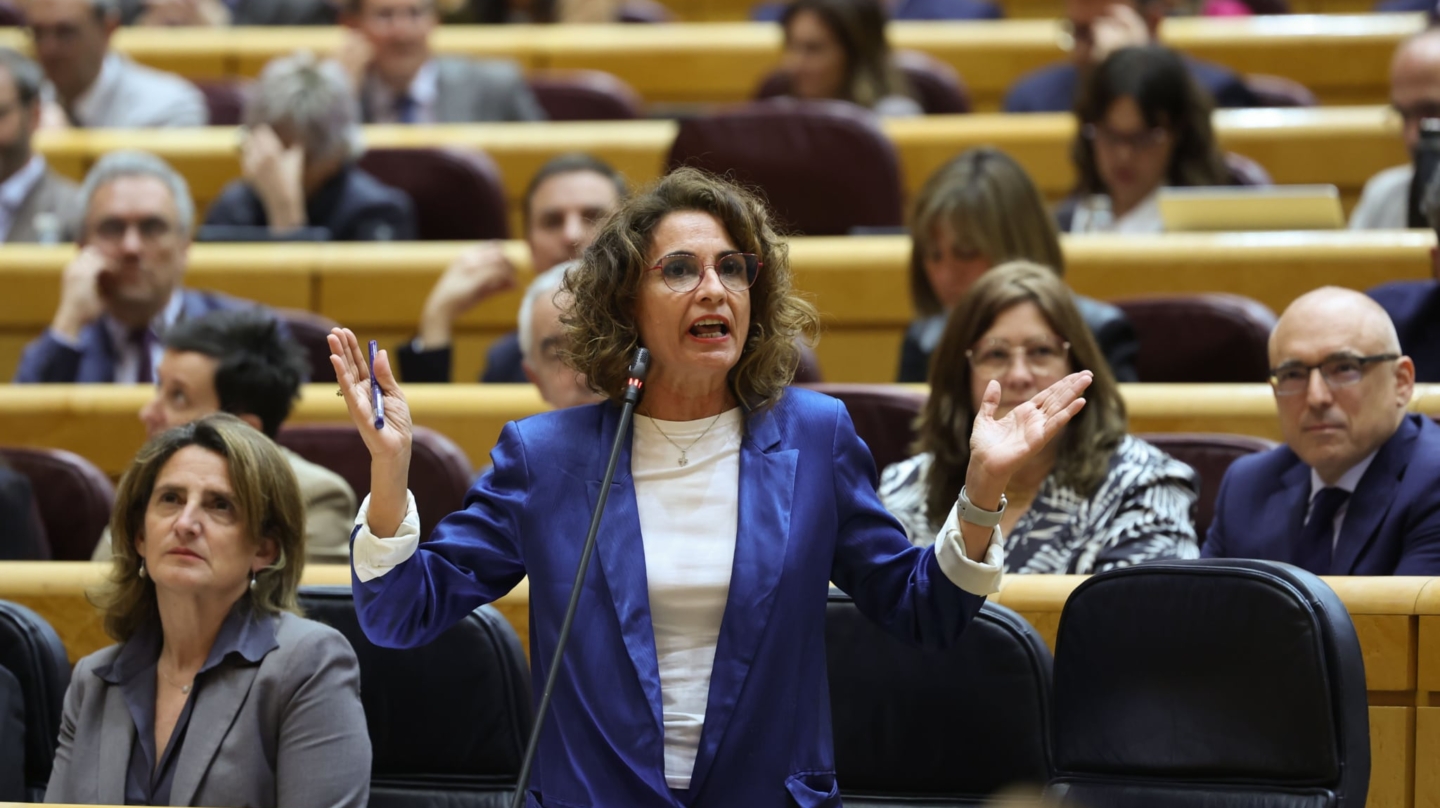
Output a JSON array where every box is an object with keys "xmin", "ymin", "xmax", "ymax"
[
  {"xmin": 157, "ymin": 662, "xmax": 193, "ymax": 695},
  {"xmin": 646, "ymin": 412, "xmax": 724, "ymax": 467}
]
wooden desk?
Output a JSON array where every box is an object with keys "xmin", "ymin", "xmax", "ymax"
[
  {"xmin": 671, "ymin": 0, "xmax": 1385, "ymax": 20},
  {"xmin": 30, "ymin": 106, "xmax": 1412, "ymax": 235},
  {"xmin": 0, "ymin": 231, "xmax": 1432, "ymax": 383},
  {"xmin": 0, "ymin": 15, "xmax": 1419, "ymax": 110}
]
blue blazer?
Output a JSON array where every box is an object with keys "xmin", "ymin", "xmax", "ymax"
[
  {"xmin": 1201, "ymin": 413, "xmax": 1440, "ymax": 575},
  {"xmin": 1002, "ymin": 58, "xmax": 1258, "ymax": 113},
  {"xmin": 1369, "ymin": 280, "xmax": 1440, "ymax": 383},
  {"xmin": 13, "ymin": 289, "xmax": 254, "ymax": 383},
  {"xmin": 353, "ymin": 388, "xmax": 986, "ymax": 807}
]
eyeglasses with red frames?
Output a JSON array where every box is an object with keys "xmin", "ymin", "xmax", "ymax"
[{"xmin": 647, "ymin": 253, "xmax": 761, "ymax": 294}]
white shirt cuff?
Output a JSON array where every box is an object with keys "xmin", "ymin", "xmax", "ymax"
[
  {"xmin": 933, "ymin": 501, "xmax": 1005, "ymax": 596},
  {"xmin": 351, "ymin": 490, "xmax": 421, "ymax": 583}
]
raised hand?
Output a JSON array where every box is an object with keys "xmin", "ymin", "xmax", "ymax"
[
  {"xmin": 970, "ymin": 371, "xmax": 1092, "ymax": 486},
  {"xmin": 416, "ymin": 244, "xmax": 517, "ymax": 349},
  {"xmin": 241, "ymin": 125, "xmax": 307, "ymax": 232},
  {"xmin": 51, "ymin": 247, "xmax": 112, "ymax": 342},
  {"xmin": 329, "ymin": 328, "xmax": 413, "ymax": 463}
]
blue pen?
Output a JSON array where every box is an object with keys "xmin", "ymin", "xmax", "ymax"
[{"xmin": 368, "ymin": 340, "xmax": 385, "ymax": 430}]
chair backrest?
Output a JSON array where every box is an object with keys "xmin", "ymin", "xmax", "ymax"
[
  {"xmin": 1226, "ymin": 151, "xmax": 1275, "ymax": 186},
  {"xmin": 801, "ymin": 384, "xmax": 927, "ymax": 473},
  {"xmin": 528, "ymin": 70, "xmax": 644, "ymax": 120},
  {"xmin": 828, "ymin": 591, "xmax": 1052, "ymax": 806},
  {"xmin": 892, "ymin": 49, "xmax": 972, "ymax": 114},
  {"xmin": 297, "ymin": 586, "xmax": 531, "ymax": 808},
  {"xmin": 0, "ymin": 2, "xmax": 23, "ymax": 24},
  {"xmin": 272, "ymin": 307, "xmax": 342, "ymax": 384},
  {"xmin": 1136, "ymin": 432, "xmax": 1277, "ymax": 538},
  {"xmin": 666, "ymin": 98, "xmax": 904, "ymax": 236},
  {"xmin": 276, "ymin": 424, "xmax": 473, "ymax": 541},
  {"xmin": 1113, "ymin": 293, "xmax": 1277, "ymax": 382},
  {"xmin": 195, "ymin": 81, "xmax": 246, "ymax": 126},
  {"xmin": 357, "ymin": 148, "xmax": 509, "ymax": 241},
  {"xmin": 1243, "ymin": 74, "xmax": 1316, "ymax": 107},
  {"xmin": 1048, "ymin": 559, "xmax": 1369, "ymax": 808},
  {"xmin": 0, "ymin": 601, "xmax": 70, "ymax": 802},
  {"xmin": 0, "ymin": 447, "xmax": 114, "ymax": 561}
]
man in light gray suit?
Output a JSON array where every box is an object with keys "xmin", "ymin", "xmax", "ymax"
[
  {"xmin": 27, "ymin": 0, "xmax": 207, "ymax": 128},
  {"xmin": 341, "ymin": 0, "xmax": 545, "ymax": 124},
  {"xmin": 0, "ymin": 48, "xmax": 79, "ymax": 243}
]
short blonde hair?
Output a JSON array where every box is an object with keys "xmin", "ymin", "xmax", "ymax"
[{"xmin": 93, "ymin": 414, "xmax": 306, "ymax": 642}]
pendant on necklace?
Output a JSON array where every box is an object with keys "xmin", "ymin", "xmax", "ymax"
[
  {"xmin": 180, "ymin": 684, "xmax": 192, "ymax": 694},
  {"xmin": 678, "ymin": 453, "xmax": 689, "ymax": 467}
]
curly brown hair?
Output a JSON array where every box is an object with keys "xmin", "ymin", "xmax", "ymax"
[
  {"xmin": 91, "ymin": 413, "xmax": 306, "ymax": 643},
  {"xmin": 562, "ymin": 167, "xmax": 820, "ymax": 411},
  {"xmin": 914, "ymin": 261, "xmax": 1128, "ymax": 532}
]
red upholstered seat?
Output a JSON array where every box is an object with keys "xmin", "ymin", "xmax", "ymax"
[
  {"xmin": 277, "ymin": 424, "xmax": 473, "ymax": 542},
  {"xmin": 755, "ymin": 51, "xmax": 972, "ymax": 115},
  {"xmin": 272, "ymin": 307, "xmax": 342, "ymax": 384},
  {"xmin": 528, "ymin": 70, "xmax": 644, "ymax": 121},
  {"xmin": 1114, "ymin": 293, "xmax": 1278, "ymax": 383},
  {"xmin": 195, "ymin": 80, "xmax": 246, "ymax": 126},
  {"xmin": 358, "ymin": 148, "xmax": 509, "ymax": 241},
  {"xmin": 0, "ymin": 2, "xmax": 24, "ymax": 25},
  {"xmin": 0, "ymin": 447, "xmax": 114, "ymax": 561},
  {"xmin": 801, "ymin": 384, "xmax": 926, "ymax": 473},
  {"xmin": 666, "ymin": 98, "xmax": 904, "ymax": 236},
  {"xmin": 1138, "ymin": 432, "xmax": 1277, "ymax": 538}
]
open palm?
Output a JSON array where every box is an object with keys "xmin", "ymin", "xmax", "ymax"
[
  {"xmin": 970, "ymin": 371, "xmax": 1093, "ymax": 481},
  {"xmin": 328, "ymin": 328, "xmax": 414, "ymax": 463}
]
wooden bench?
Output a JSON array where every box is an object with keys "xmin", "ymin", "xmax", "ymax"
[
  {"xmin": 1, "ymin": 562, "xmax": 1432, "ymax": 808},
  {"xmin": 0, "ymin": 15, "xmax": 1418, "ymax": 109},
  {"xmin": 1, "ymin": 231, "xmax": 1430, "ymax": 383}
]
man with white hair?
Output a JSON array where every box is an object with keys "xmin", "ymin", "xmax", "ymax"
[
  {"xmin": 25, "ymin": 0, "xmax": 207, "ymax": 128},
  {"xmin": 516, "ymin": 261, "xmax": 603, "ymax": 409},
  {"xmin": 202, "ymin": 53, "xmax": 416, "ymax": 241},
  {"xmin": 15, "ymin": 151, "xmax": 261, "ymax": 382},
  {"xmin": 1202, "ymin": 287, "xmax": 1440, "ymax": 574}
]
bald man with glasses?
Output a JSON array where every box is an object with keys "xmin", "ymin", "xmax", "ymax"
[{"xmin": 1202, "ymin": 287, "xmax": 1440, "ymax": 575}]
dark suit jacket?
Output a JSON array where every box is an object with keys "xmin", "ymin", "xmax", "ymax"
[
  {"xmin": 396, "ymin": 330, "xmax": 525, "ymax": 384},
  {"xmin": 353, "ymin": 388, "xmax": 986, "ymax": 806},
  {"xmin": 896, "ymin": 294, "xmax": 1140, "ymax": 383},
  {"xmin": 7, "ymin": 170, "xmax": 79, "ymax": 244},
  {"xmin": 13, "ymin": 289, "xmax": 254, "ymax": 383},
  {"xmin": 1002, "ymin": 57, "xmax": 1259, "ymax": 113},
  {"xmin": 204, "ymin": 164, "xmax": 416, "ymax": 242},
  {"xmin": 0, "ymin": 466, "xmax": 47, "ymax": 560},
  {"xmin": 1369, "ymin": 280, "xmax": 1440, "ymax": 383},
  {"xmin": 119, "ymin": 0, "xmax": 337, "ymax": 24},
  {"xmin": 44, "ymin": 612, "xmax": 369, "ymax": 808},
  {"xmin": 0, "ymin": 665, "xmax": 23, "ymax": 803},
  {"xmin": 1202, "ymin": 413, "xmax": 1440, "ymax": 575}
]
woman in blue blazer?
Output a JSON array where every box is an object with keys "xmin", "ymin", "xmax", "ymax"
[{"xmin": 329, "ymin": 168, "xmax": 1092, "ymax": 808}]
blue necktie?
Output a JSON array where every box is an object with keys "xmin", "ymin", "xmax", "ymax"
[
  {"xmin": 1294, "ymin": 487, "xmax": 1350, "ymax": 575},
  {"xmin": 395, "ymin": 93, "xmax": 418, "ymax": 124}
]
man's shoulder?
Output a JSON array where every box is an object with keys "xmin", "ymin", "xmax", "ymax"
[
  {"xmin": 1368, "ymin": 280, "xmax": 1440, "ymax": 324},
  {"xmin": 281, "ymin": 447, "xmax": 355, "ymax": 501},
  {"xmin": 1221, "ymin": 443, "xmax": 1302, "ymax": 491},
  {"xmin": 435, "ymin": 55, "xmax": 525, "ymax": 86},
  {"xmin": 341, "ymin": 167, "xmax": 413, "ymax": 211},
  {"xmin": 1004, "ymin": 63, "xmax": 1075, "ymax": 111},
  {"xmin": 112, "ymin": 57, "xmax": 202, "ymax": 100}
]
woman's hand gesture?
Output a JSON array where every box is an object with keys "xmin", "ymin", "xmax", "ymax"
[
  {"xmin": 328, "ymin": 328, "xmax": 413, "ymax": 465},
  {"xmin": 969, "ymin": 371, "xmax": 1092, "ymax": 488}
]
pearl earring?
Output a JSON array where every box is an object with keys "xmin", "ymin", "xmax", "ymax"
[
  {"xmin": 250, "ymin": 570, "xmax": 257, "ymax": 591},
  {"xmin": 138, "ymin": 559, "xmax": 146, "ymax": 579}
]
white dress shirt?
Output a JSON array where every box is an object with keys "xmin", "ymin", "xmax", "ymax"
[
  {"xmin": 1307, "ymin": 450, "xmax": 1380, "ymax": 550},
  {"xmin": 68, "ymin": 53, "xmax": 123, "ymax": 127},
  {"xmin": 0, "ymin": 156, "xmax": 48, "ymax": 241},
  {"xmin": 364, "ymin": 60, "xmax": 439, "ymax": 124}
]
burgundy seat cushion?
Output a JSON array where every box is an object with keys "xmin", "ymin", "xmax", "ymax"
[
  {"xmin": 801, "ymin": 384, "xmax": 927, "ymax": 473},
  {"xmin": 1136, "ymin": 432, "xmax": 1277, "ymax": 538},
  {"xmin": 666, "ymin": 98, "xmax": 903, "ymax": 236},
  {"xmin": 195, "ymin": 81, "xmax": 246, "ymax": 126},
  {"xmin": 1115, "ymin": 293, "xmax": 1278, "ymax": 383},
  {"xmin": 0, "ymin": 448, "xmax": 114, "ymax": 561},
  {"xmin": 277, "ymin": 424, "xmax": 473, "ymax": 542},
  {"xmin": 756, "ymin": 52, "xmax": 971, "ymax": 115},
  {"xmin": 358, "ymin": 148, "xmax": 509, "ymax": 241},
  {"xmin": 272, "ymin": 307, "xmax": 342, "ymax": 384},
  {"xmin": 528, "ymin": 70, "xmax": 643, "ymax": 121}
]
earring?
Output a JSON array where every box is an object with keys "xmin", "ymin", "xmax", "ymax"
[
  {"xmin": 138, "ymin": 559, "xmax": 146, "ymax": 579},
  {"xmin": 249, "ymin": 569, "xmax": 257, "ymax": 591}
]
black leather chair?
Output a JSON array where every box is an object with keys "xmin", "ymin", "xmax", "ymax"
[
  {"xmin": 827, "ymin": 591, "xmax": 1052, "ymax": 806},
  {"xmin": 0, "ymin": 600, "xmax": 71, "ymax": 802},
  {"xmin": 1048, "ymin": 559, "xmax": 1370, "ymax": 808},
  {"xmin": 298, "ymin": 586, "xmax": 532, "ymax": 808}
]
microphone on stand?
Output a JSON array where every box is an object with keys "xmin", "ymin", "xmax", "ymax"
[{"xmin": 510, "ymin": 347, "xmax": 651, "ymax": 808}]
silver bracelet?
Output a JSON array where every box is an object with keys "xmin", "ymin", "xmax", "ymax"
[{"xmin": 957, "ymin": 485, "xmax": 1007, "ymax": 529}]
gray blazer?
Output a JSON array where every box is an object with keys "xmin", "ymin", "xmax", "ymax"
[
  {"xmin": 45, "ymin": 612, "xmax": 370, "ymax": 808},
  {"xmin": 72, "ymin": 55, "xmax": 208, "ymax": 128},
  {"xmin": 8, "ymin": 169, "xmax": 79, "ymax": 244},
  {"xmin": 367, "ymin": 56, "xmax": 545, "ymax": 123}
]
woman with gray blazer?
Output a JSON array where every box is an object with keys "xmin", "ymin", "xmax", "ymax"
[{"xmin": 45, "ymin": 415, "xmax": 371, "ymax": 808}]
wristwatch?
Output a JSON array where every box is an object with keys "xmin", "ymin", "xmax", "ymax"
[{"xmin": 957, "ymin": 486, "xmax": 1007, "ymax": 528}]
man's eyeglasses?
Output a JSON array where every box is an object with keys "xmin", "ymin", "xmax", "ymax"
[
  {"xmin": 1269, "ymin": 353, "xmax": 1400, "ymax": 396},
  {"xmin": 91, "ymin": 217, "xmax": 173, "ymax": 243},
  {"xmin": 967, "ymin": 339, "xmax": 1071, "ymax": 377},
  {"xmin": 647, "ymin": 253, "xmax": 761, "ymax": 294}
]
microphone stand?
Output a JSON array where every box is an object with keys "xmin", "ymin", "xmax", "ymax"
[{"xmin": 510, "ymin": 348, "xmax": 651, "ymax": 808}]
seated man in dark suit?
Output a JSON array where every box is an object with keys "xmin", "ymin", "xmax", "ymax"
[
  {"xmin": 396, "ymin": 153, "xmax": 627, "ymax": 382},
  {"xmin": 1003, "ymin": 0, "xmax": 1259, "ymax": 113},
  {"xmin": 1203, "ymin": 287, "xmax": 1440, "ymax": 575},
  {"xmin": 14, "ymin": 151, "xmax": 260, "ymax": 383},
  {"xmin": 1368, "ymin": 169, "xmax": 1440, "ymax": 382},
  {"xmin": 203, "ymin": 53, "xmax": 416, "ymax": 242},
  {"xmin": 0, "ymin": 460, "xmax": 45, "ymax": 559}
]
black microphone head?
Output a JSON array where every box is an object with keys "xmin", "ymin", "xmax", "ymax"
[{"xmin": 629, "ymin": 347, "xmax": 651, "ymax": 382}]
